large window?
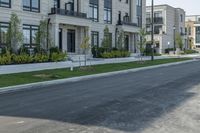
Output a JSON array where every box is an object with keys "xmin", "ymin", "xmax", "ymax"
[
  {"xmin": 0, "ymin": 0, "xmax": 11, "ymax": 8},
  {"xmin": 154, "ymin": 25, "xmax": 162, "ymax": 34},
  {"xmin": 91, "ymin": 31, "xmax": 99, "ymax": 47},
  {"xmin": 89, "ymin": 0, "xmax": 98, "ymax": 22},
  {"xmin": 104, "ymin": 0, "xmax": 112, "ymax": 24},
  {"xmin": 0, "ymin": 22, "xmax": 9, "ymax": 45},
  {"xmin": 196, "ymin": 26, "xmax": 200, "ymax": 44},
  {"xmin": 23, "ymin": 25, "xmax": 39, "ymax": 48},
  {"xmin": 136, "ymin": 0, "xmax": 142, "ymax": 27},
  {"xmin": 23, "ymin": 0, "xmax": 40, "ymax": 12}
]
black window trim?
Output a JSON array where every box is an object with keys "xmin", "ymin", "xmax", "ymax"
[
  {"xmin": 23, "ymin": 0, "xmax": 40, "ymax": 13},
  {"xmin": 0, "ymin": 22, "xmax": 9, "ymax": 46},
  {"xmin": 0, "ymin": 0, "xmax": 11, "ymax": 8}
]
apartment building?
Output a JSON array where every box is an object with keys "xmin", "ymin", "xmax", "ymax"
[
  {"xmin": 185, "ymin": 15, "xmax": 200, "ymax": 49},
  {"xmin": 146, "ymin": 5, "xmax": 186, "ymax": 54},
  {"xmin": 0, "ymin": 0, "xmax": 146, "ymax": 56}
]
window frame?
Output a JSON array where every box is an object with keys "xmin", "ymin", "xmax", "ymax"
[
  {"xmin": 0, "ymin": 22, "xmax": 9, "ymax": 46},
  {"xmin": 0, "ymin": 0, "xmax": 11, "ymax": 8},
  {"xmin": 23, "ymin": 0, "xmax": 40, "ymax": 13}
]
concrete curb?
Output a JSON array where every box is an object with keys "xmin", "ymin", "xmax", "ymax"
[{"xmin": 0, "ymin": 59, "xmax": 196, "ymax": 94}]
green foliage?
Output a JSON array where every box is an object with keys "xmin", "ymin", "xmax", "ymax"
[
  {"xmin": 137, "ymin": 28, "xmax": 147, "ymax": 54},
  {"xmin": 80, "ymin": 36, "xmax": 90, "ymax": 54},
  {"xmin": 175, "ymin": 33, "xmax": 183, "ymax": 50},
  {"xmin": 50, "ymin": 47, "xmax": 60, "ymax": 54},
  {"xmin": 117, "ymin": 29, "xmax": 124, "ymax": 50},
  {"xmin": 35, "ymin": 19, "xmax": 49, "ymax": 50},
  {"xmin": 101, "ymin": 50, "xmax": 131, "ymax": 58},
  {"xmin": 50, "ymin": 52, "xmax": 67, "ymax": 62},
  {"xmin": 6, "ymin": 13, "xmax": 23, "ymax": 53},
  {"xmin": 12, "ymin": 53, "xmax": 33, "ymax": 64},
  {"xmin": 102, "ymin": 26, "xmax": 111, "ymax": 51},
  {"xmin": 0, "ymin": 51, "xmax": 12, "ymax": 65},
  {"xmin": 34, "ymin": 53, "xmax": 49, "ymax": 63},
  {"xmin": 183, "ymin": 49, "xmax": 199, "ymax": 55}
]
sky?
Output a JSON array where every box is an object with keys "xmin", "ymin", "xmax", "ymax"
[{"xmin": 146, "ymin": 0, "xmax": 200, "ymax": 15}]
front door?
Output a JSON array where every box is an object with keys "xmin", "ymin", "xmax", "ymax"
[
  {"xmin": 59, "ymin": 28, "xmax": 62, "ymax": 50},
  {"xmin": 67, "ymin": 30, "xmax": 75, "ymax": 53},
  {"xmin": 124, "ymin": 35, "xmax": 129, "ymax": 51}
]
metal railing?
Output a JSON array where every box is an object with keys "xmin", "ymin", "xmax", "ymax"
[{"xmin": 49, "ymin": 8, "xmax": 87, "ymax": 19}]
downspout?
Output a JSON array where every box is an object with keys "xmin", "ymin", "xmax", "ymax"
[{"xmin": 47, "ymin": 18, "xmax": 51, "ymax": 51}]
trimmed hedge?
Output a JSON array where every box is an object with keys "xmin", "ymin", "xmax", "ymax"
[{"xmin": 101, "ymin": 51, "xmax": 131, "ymax": 58}]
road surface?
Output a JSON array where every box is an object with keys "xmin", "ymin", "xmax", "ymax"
[{"xmin": 0, "ymin": 61, "xmax": 200, "ymax": 133}]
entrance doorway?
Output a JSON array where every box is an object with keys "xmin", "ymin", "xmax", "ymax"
[{"xmin": 67, "ymin": 29, "xmax": 75, "ymax": 53}]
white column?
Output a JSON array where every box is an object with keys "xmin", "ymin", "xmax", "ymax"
[{"xmin": 52, "ymin": 23, "xmax": 59, "ymax": 47}]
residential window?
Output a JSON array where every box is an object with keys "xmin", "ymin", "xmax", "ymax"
[
  {"xmin": 196, "ymin": 26, "xmax": 200, "ymax": 43},
  {"xmin": 189, "ymin": 27, "xmax": 191, "ymax": 35},
  {"xmin": 180, "ymin": 14, "xmax": 183, "ymax": 22},
  {"xmin": 104, "ymin": 0, "xmax": 112, "ymax": 24},
  {"xmin": 154, "ymin": 25, "xmax": 162, "ymax": 34},
  {"xmin": 89, "ymin": 0, "xmax": 98, "ymax": 22},
  {"xmin": 53, "ymin": 0, "xmax": 60, "ymax": 8},
  {"xmin": 0, "ymin": 0, "xmax": 11, "ymax": 8},
  {"xmin": 137, "ymin": 0, "xmax": 142, "ymax": 27},
  {"xmin": 23, "ymin": 0, "xmax": 40, "ymax": 12},
  {"xmin": 0, "ymin": 22, "xmax": 9, "ymax": 45},
  {"xmin": 23, "ymin": 25, "xmax": 39, "ymax": 48},
  {"xmin": 91, "ymin": 31, "xmax": 99, "ymax": 47}
]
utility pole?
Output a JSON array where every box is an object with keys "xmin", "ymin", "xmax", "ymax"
[{"xmin": 151, "ymin": 0, "xmax": 154, "ymax": 61}]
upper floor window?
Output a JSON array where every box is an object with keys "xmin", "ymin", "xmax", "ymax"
[
  {"xmin": 53, "ymin": 0, "xmax": 60, "ymax": 8},
  {"xmin": 89, "ymin": 0, "xmax": 99, "ymax": 22},
  {"xmin": 154, "ymin": 11, "xmax": 162, "ymax": 18},
  {"xmin": 0, "ymin": 0, "xmax": 11, "ymax": 8},
  {"xmin": 104, "ymin": 0, "xmax": 112, "ymax": 24},
  {"xmin": 180, "ymin": 14, "xmax": 183, "ymax": 22},
  {"xmin": 137, "ymin": 0, "xmax": 142, "ymax": 6},
  {"xmin": 23, "ymin": 0, "xmax": 40, "ymax": 12}
]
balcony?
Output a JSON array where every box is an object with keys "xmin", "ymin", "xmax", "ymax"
[
  {"xmin": 146, "ymin": 17, "xmax": 163, "ymax": 24},
  {"xmin": 49, "ymin": 8, "xmax": 87, "ymax": 19},
  {"xmin": 119, "ymin": 21, "xmax": 138, "ymax": 27}
]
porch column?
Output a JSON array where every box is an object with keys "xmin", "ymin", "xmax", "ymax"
[
  {"xmin": 52, "ymin": 23, "xmax": 59, "ymax": 47},
  {"xmin": 86, "ymin": 27, "xmax": 92, "ymax": 56}
]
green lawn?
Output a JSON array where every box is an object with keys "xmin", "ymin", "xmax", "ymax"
[{"xmin": 0, "ymin": 58, "xmax": 191, "ymax": 88}]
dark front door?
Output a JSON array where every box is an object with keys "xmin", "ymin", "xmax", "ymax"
[
  {"xmin": 124, "ymin": 35, "xmax": 129, "ymax": 51},
  {"xmin": 67, "ymin": 30, "xmax": 75, "ymax": 53}
]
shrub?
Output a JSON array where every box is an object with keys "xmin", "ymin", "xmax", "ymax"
[
  {"xmin": 50, "ymin": 47, "xmax": 60, "ymax": 54},
  {"xmin": 34, "ymin": 53, "xmax": 49, "ymax": 63},
  {"xmin": 100, "ymin": 50, "xmax": 131, "ymax": 58},
  {"xmin": 12, "ymin": 53, "xmax": 33, "ymax": 64},
  {"xmin": 0, "ymin": 51, "xmax": 12, "ymax": 65},
  {"xmin": 50, "ymin": 52, "xmax": 67, "ymax": 62},
  {"xmin": 183, "ymin": 49, "xmax": 199, "ymax": 54}
]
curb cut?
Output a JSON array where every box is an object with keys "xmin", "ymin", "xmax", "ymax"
[{"xmin": 0, "ymin": 60, "xmax": 196, "ymax": 95}]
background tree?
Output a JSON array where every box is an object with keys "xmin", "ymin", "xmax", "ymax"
[
  {"xmin": 80, "ymin": 36, "xmax": 90, "ymax": 66},
  {"xmin": 6, "ymin": 13, "xmax": 23, "ymax": 53},
  {"xmin": 175, "ymin": 33, "xmax": 183, "ymax": 50},
  {"xmin": 102, "ymin": 26, "xmax": 110, "ymax": 52},
  {"xmin": 137, "ymin": 28, "xmax": 147, "ymax": 61}
]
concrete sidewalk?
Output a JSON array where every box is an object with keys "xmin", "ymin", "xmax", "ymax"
[{"xmin": 0, "ymin": 54, "xmax": 197, "ymax": 75}]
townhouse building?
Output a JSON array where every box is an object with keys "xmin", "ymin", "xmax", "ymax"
[
  {"xmin": 185, "ymin": 15, "xmax": 200, "ymax": 49},
  {"xmin": 146, "ymin": 5, "xmax": 186, "ymax": 54},
  {"xmin": 0, "ymin": 0, "xmax": 146, "ymax": 56}
]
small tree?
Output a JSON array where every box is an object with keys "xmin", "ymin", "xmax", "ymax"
[
  {"xmin": 117, "ymin": 29, "xmax": 124, "ymax": 50},
  {"xmin": 137, "ymin": 28, "xmax": 147, "ymax": 61},
  {"xmin": 6, "ymin": 13, "xmax": 23, "ymax": 53},
  {"xmin": 102, "ymin": 26, "xmax": 110, "ymax": 52},
  {"xmin": 80, "ymin": 36, "xmax": 90, "ymax": 66},
  {"xmin": 175, "ymin": 33, "xmax": 183, "ymax": 50},
  {"xmin": 35, "ymin": 19, "xmax": 50, "ymax": 52}
]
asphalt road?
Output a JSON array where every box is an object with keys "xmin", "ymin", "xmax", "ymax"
[{"xmin": 0, "ymin": 61, "xmax": 200, "ymax": 133}]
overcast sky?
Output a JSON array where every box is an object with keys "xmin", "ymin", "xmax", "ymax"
[{"xmin": 146, "ymin": 0, "xmax": 200, "ymax": 15}]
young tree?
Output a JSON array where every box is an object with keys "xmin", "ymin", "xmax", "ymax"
[
  {"xmin": 102, "ymin": 26, "xmax": 110, "ymax": 52},
  {"xmin": 117, "ymin": 29, "xmax": 124, "ymax": 50},
  {"xmin": 175, "ymin": 33, "xmax": 183, "ymax": 50},
  {"xmin": 6, "ymin": 13, "xmax": 23, "ymax": 53},
  {"xmin": 35, "ymin": 19, "xmax": 50, "ymax": 52},
  {"xmin": 80, "ymin": 36, "xmax": 90, "ymax": 66},
  {"xmin": 137, "ymin": 28, "xmax": 147, "ymax": 61}
]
